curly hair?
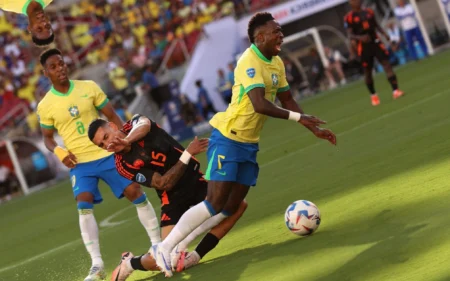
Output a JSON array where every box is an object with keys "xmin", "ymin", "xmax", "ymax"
[{"xmin": 247, "ymin": 12, "xmax": 275, "ymax": 43}]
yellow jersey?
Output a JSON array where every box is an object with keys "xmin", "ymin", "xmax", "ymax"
[
  {"xmin": 0, "ymin": 0, "xmax": 53, "ymax": 15},
  {"xmin": 37, "ymin": 80, "xmax": 112, "ymax": 163},
  {"xmin": 209, "ymin": 44, "xmax": 290, "ymax": 143}
]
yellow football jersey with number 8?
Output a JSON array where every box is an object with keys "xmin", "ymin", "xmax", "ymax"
[
  {"xmin": 37, "ymin": 80, "xmax": 112, "ymax": 163},
  {"xmin": 0, "ymin": 0, "xmax": 53, "ymax": 14},
  {"xmin": 209, "ymin": 44, "xmax": 290, "ymax": 143}
]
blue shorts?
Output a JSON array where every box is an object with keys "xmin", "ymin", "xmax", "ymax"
[
  {"xmin": 70, "ymin": 154, "xmax": 134, "ymax": 204},
  {"xmin": 205, "ymin": 129, "xmax": 259, "ymax": 187}
]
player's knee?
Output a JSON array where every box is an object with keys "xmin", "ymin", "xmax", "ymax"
[
  {"xmin": 132, "ymin": 192, "xmax": 148, "ymax": 206},
  {"xmin": 124, "ymin": 182, "xmax": 143, "ymax": 202},
  {"xmin": 77, "ymin": 201, "xmax": 94, "ymax": 215},
  {"xmin": 205, "ymin": 199, "xmax": 225, "ymax": 215}
]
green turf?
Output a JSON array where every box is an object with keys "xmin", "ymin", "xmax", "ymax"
[{"xmin": 1, "ymin": 51, "xmax": 450, "ymax": 281}]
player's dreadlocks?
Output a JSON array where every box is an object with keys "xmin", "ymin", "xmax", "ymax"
[
  {"xmin": 88, "ymin": 119, "xmax": 109, "ymax": 142},
  {"xmin": 247, "ymin": 12, "xmax": 275, "ymax": 43},
  {"xmin": 39, "ymin": 48, "xmax": 62, "ymax": 66}
]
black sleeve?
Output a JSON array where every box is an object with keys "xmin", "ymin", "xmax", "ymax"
[
  {"xmin": 131, "ymin": 167, "xmax": 156, "ymax": 188},
  {"xmin": 115, "ymin": 154, "xmax": 155, "ymax": 188}
]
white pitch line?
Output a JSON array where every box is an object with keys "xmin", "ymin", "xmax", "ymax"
[
  {"xmin": 0, "ymin": 88, "xmax": 447, "ymax": 274},
  {"xmin": 259, "ymin": 89, "xmax": 447, "ymax": 168}
]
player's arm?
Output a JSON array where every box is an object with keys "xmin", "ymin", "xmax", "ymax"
[
  {"xmin": 41, "ymin": 127, "xmax": 77, "ymax": 168},
  {"xmin": 145, "ymin": 137, "xmax": 209, "ymax": 191},
  {"xmin": 100, "ymin": 102, "xmax": 123, "ymax": 128},
  {"xmin": 107, "ymin": 115, "xmax": 151, "ymax": 153},
  {"xmin": 346, "ymin": 26, "xmax": 370, "ymax": 43},
  {"xmin": 277, "ymin": 90, "xmax": 337, "ymax": 145},
  {"xmin": 247, "ymin": 88, "xmax": 325, "ymax": 127},
  {"xmin": 373, "ymin": 15, "xmax": 389, "ymax": 41}
]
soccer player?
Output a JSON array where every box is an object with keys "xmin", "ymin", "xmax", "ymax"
[
  {"xmin": 0, "ymin": 0, "xmax": 54, "ymax": 46},
  {"xmin": 88, "ymin": 115, "xmax": 248, "ymax": 280},
  {"xmin": 345, "ymin": 0, "xmax": 405, "ymax": 106},
  {"xmin": 149, "ymin": 12, "xmax": 337, "ymax": 277},
  {"xmin": 36, "ymin": 49, "xmax": 161, "ymax": 281}
]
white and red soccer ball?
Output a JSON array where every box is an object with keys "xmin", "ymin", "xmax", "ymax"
[{"xmin": 285, "ymin": 200, "xmax": 321, "ymax": 236}]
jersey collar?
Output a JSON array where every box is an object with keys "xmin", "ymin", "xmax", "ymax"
[
  {"xmin": 22, "ymin": 0, "xmax": 46, "ymax": 15},
  {"xmin": 50, "ymin": 80, "xmax": 74, "ymax": 97},
  {"xmin": 251, "ymin": 44, "xmax": 272, "ymax": 63}
]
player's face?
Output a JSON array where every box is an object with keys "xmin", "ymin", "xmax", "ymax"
[
  {"xmin": 397, "ymin": 0, "xmax": 405, "ymax": 6},
  {"xmin": 92, "ymin": 123, "xmax": 121, "ymax": 150},
  {"xmin": 349, "ymin": 0, "xmax": 361, "ymax": 9},
  {"xmin": 28, "ymin": 10, "xmax": 53, "ymax": 41},
  {"xmin": 44, "ymin": 55, "xmax": 68, "ymax": 84},
  {"xmin": 261, "ymin": 20, "xmax": 284, "ymax": 56}
]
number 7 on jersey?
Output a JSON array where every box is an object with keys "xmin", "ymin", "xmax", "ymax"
[{"xmin": 218, "ymin": 155, "xmax": 225, "ymax": 170}]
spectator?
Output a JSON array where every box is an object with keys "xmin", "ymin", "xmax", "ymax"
[
  {"xmin": 195, "ymin": 79, "xmax": 216, "ymax": 120},
  {"xmin": 324, "ymin": 47, "xmax": 347, "ymax": 86},
  {"xmin": 394, "ymin": 0, "xmax": 428, "ymax": 60},
  {"xmin": 108, "ymin": 61, "xmax": 129, "ymax": 97},
  {"xmin": 387, "ymin": 21, "xmax": 408, "ymax": 65},
  {"xmin": 283, "ymin": 57, "xmax": 302, "ymax": 91},
  {"xmin": 309, "ymin": 48, "xmax": 325, "ymax": 93},
  {"xmin": 179, "ymin": 94, "xmax": 202, "ymax": 126},
  {"xmin": 142, "ymin": 64, "xmax": 159, "ymax": 93},
  {"xmin": 114, "ymin": 101, "xmax": 133, "ymax": 121},
  {"xmin": 217, "ymin": 68, "xmax": 232, "ymax": 104}
]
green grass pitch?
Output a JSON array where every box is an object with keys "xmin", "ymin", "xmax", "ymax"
[{"xmin": 1, "ymin": 51, "xmax": 450, "ymax": 281}]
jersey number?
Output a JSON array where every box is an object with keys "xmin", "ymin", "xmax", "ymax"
[
  {"xmin": 151, "ymin": 152, "xmax": 166, "ymax": 167},
  {"xmin": 218, "ymin": 155, "xmax": 225, "ymax": 170},
  {"xmin": 76, "ymin": 121, "xmax": 85, "ymax": 135}
]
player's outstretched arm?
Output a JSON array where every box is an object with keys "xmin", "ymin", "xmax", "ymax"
[
  {"xmin": 248, "ymin": 88, "xmax": 326, "ymax": 127},
  {"xmin": 41, "ymin": 127, "xmax": 77, "ymax": 168},
  {"xmin": 107, "ymin": 116, "xmax": 151, "ymax": 153},
  {"xmin": 100, "ymin": 102, "xmax": 124, "ymax": 128},
  {"xmin": 151, "ymin": 137, "xmax": 209, "ymax": 191},
  {"xmin": 277, "ymin": 90, "xmax": 337, "ymax": 145}
]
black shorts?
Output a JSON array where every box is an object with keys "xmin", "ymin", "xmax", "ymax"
[
  {"xmin": 358, "ymin": 41, "xmax": 390, "ymax": 69},
  {"xmin": 160, "ymin": 179, "xmax": 208, "ymax": 227}
]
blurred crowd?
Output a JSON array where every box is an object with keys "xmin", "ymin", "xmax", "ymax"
[{"xmin": 0, "ymin": 0, "xmax": 287, "ymax": 138}]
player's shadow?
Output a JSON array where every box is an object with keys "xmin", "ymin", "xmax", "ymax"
[{"xmin": 133, "ymin": 202, "xmax": 439, "ymax": 281}]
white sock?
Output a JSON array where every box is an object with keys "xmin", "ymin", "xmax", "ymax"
[
  {"xmin": 161, "ymin": 201, "xmax": 213, "ymax": 252},
  {"xmin": 178, "ymin": 212, "xmax": 227, "ymax": 251},
  {"xmin": 135, "ymin": 200, "xmax": 161, "ymax": 245},
  {"xmin": 79, "ymin": 210, "xmax": 103, "ymax": 266}
]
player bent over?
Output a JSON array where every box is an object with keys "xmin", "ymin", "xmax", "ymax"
[
  {"xmin": 88, "ymin": 115, "xmax": 247, "ymax": 280},
  {"xmin": 345, "ymin": 0, "xmax": 405, "ymax": 106},
  {"xmin": 149, "ymin": 12, "xmax": 337, "ymax": 277},
  {"xmin": 37, "ymin": 49, "xmax": 161, "ymax": 281}
]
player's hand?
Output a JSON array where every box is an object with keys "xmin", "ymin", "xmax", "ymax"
[
  {"xmin": 310, "ymin": 126, "xmax": 337, "ymax": 145},
  {"xmin": 62, "ymin": 151, "xmax": 77, "ymax": 169},
  {"xmin": 384, "ymin": 34, "xmax": 390, "ymax": 42},
  {"xmin": 186, "ymin": 136, "xmax": 209, "ymax": 156},
  {"xmin": 107, "ymin": 137, "xmax": 130, "ymax": 153},
  {"xmin": 299, "ymin": 114, "xmax": 327, "ymax": 127}
]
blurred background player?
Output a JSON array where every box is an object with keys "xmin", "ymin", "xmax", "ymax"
[
  {"xmin": 88, "ymin": 115, "xmax": 247, "ymax": 280},
  {"xmin": 0, "ymin": 0, "xmax": 54, "ymax": 46},
  {"xmin": 345, "ymin": 0, "xmax": 405, "ymax": 106},
  {"xmin": 149, "ymin": 12, "xmax": 337, "ymax": 277},
  {"xmin": 394, "ymin": 0, "xmax": 428, "ymax": 61},
  {"xmin": 36, "ymin": 49, "xmax": 161, "ymax": 281}
]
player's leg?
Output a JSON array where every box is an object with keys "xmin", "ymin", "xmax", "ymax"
[
  {"xmin": 361, "ymin": 45, "xmax": 380, "ymax": 106},
  {"xmin": 71, "ymin": 167, "xmax": 106, "ymax": 281},
  {"xmin": 413, "ymin": 27, "xmax": 428, "ymax": 57},
  {"xmin": 150, "ymin": 131, "xmax": 237, "ymax": 276},
  {"xmin": 377, "ymin": 44, "xmax": 404, "ymax": 100},
  {"xmin": 100, "ymin": 155, "xmax": 161, "ymax": 246},
  {"xmin": 176, "ymin": 200, "xmax": 248, "ymax": 272},
  {"xmin": 404, "ymin": 29, "xmax": 418, "ymax": 60}
]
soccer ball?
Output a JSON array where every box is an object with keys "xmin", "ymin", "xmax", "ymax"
[{"xmin": 285, "ymin": 200, "xmax": 321, "ymax": 236}]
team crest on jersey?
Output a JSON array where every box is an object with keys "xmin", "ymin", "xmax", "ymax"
[
  {"xmin": 71, "ymin": 175, "xmax": 76, "ymax": 187},
  {"xmin": 68, "ymin": 105, "xmax": 80, "ymax": 118},
  {"xmin": 136, "ymin": 173, "xmax": 146, "ymax": 183},
  {"xmin": 272, "ymin": 74, "xmax": 278, "ymax": 86},
  {"xmin": 246, "ymin": 68, "xmax": 256, "ymax": 78}
]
